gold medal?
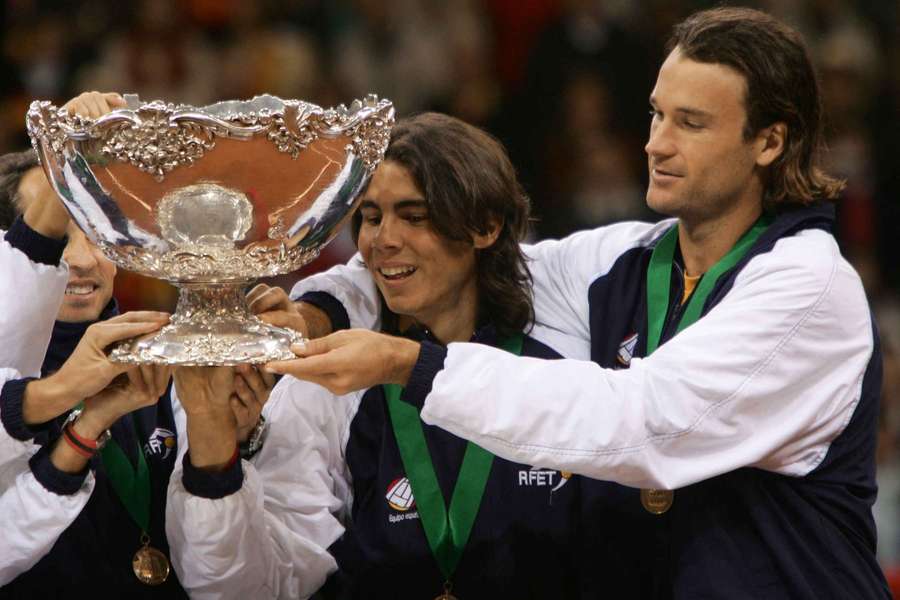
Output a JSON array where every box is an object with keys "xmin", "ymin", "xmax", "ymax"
[
  {"xmin": 640, "ymin": 488, "xmax": 674, "ymax": 514},
  {"xmin": 132, "ymin": 539, "xmax": 170, "ymax": 585}
]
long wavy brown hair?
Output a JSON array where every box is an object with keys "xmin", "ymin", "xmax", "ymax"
[
  {"xmin": 352, "ymin": 112, "xmax": 534, "ymax": 339},
  {"xmin": 668, "ymin": 7, "xmax": 845, "ymax": 206}
]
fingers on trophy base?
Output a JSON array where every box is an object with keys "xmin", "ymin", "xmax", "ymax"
[{"xmin": 108, "ymin": 320, "xmax": 304, "ymax": 366}]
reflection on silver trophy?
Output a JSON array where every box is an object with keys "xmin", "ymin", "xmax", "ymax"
[{"xmin": 26, "ymin": 94, "xmax": 394, "ymax": 365}]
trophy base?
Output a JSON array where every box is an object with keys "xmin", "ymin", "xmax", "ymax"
[{"xmin": 109, "ymin": 282, "xmax": 304, "ymax": 366}]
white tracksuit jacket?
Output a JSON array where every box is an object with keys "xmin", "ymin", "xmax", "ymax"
[
  {"xmin": 0, "ymin": 222, "xmax": 94, "ymax": 585},
  {"xmin": 167, "ymin": 206, "xmax": 888, "ymax": 598}
]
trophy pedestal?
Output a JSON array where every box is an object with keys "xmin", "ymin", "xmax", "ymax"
[{"xmin": 109, "ymin": 283, "xmax": 304, "ymax": 366}]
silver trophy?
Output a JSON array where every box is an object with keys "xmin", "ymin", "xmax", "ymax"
[{"xmin": 26, "ymin": 94, "xmax": 394, "ymax": 365}]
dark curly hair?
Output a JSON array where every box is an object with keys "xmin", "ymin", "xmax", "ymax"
[
  {"xmin": 0, "ymin": 149, "xmax": 39, "ymax": 230},
  {"xmin": 352, "ymin": 112, "xmax": 534, "ymax": 339},
  {"xmin": 668, "ymin": 7, "xmax": 845, "ymax": 206}
]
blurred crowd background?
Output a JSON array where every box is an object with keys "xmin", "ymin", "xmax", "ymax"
[{"xmin": 1, "ymin": 0, "xmax": 898, "ymax": 584}]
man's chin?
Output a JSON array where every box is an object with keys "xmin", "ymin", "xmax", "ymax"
[
  {"xmin": 58, "ymin": 299, "xmax": 105, "ymax": 323},
  {"xmin": 646, "ymin": 192, "xmax": 681, "ymax": 217}
]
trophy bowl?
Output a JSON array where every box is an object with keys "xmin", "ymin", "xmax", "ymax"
[{"xmin": 26, "ymin": 94, "xmax": 394, "ymax": 365}]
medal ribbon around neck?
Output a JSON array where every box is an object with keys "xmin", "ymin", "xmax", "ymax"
[
  {"xmin": 645, "ymin": 215, "xmax": 771, "ymax": 355},
  {"xmin": 70, "ymin": 401, "xmax": 151, "ymax": 534},
  {"xmin": 98, "ymin": 422, "xmax": 151, "ymax": 535},
  {"xmin": 384, "ymin": 333, "xmax": 523, "ymax": 581}
]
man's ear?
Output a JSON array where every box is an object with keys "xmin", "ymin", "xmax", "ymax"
[
  {"xmin": 755, "ymin": 122, "xmax": 787, "ymax": 168},
  {"xmin": 473, "ymin": 218, "xmax": 502, "ymax": 250}
]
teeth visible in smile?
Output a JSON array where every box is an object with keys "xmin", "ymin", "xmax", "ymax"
[
  {"xmin": 65, "ymin": 285, "xmax": 95, "ymax": 296},
  {"xmin": 379, "ymin": 266, "xmax": 416, "ymax": 278}
]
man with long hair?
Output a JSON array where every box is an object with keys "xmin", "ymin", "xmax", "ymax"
[
  {"xmin": 270, "ymin": 8, "xmax": 890, "ymax": 597},
  {"xmin": 166, "ymin": 113, "xmax": 593, "ymax": 599}
]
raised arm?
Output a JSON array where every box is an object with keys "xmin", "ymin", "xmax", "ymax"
[
  {"xmin": 0, "ymin": 92, "xmax": 145, "ymax": 584},
  {"xmin": 0, "ymin": 314, "xmax": 170, "ymax": 584},
  {"xmin": 288, "ymin": 254, "xmax": 380, "ymax": 333},
  {"xmin": 282, "ymin": 221, "xmax": 670, "ymax": 360},
  {"xmin": 0, "ymin": 376, "xmax": 95, "ymax": 585},
  {"xmin": 247, "ymin": 283, "xmax": 335, "ymax": 340},
  {"xmin": 0, "ymin": 91, "xmax": 127, "ymax": 375},
  {"xmin": 166, "ymin": 376, "xmax": 356, "ymax": 599},
  {"xmin": 270, "ymin": 231, "xmax": 873, "ymax": 491},
  {"xmin": 413, "ymin": 232, "xmax": 872, "ymax": 489},
  {"xmin": 0, "ymin": 210, "xmax": 68, "ymax": 377}
]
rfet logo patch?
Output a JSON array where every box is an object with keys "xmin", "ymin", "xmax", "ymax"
[
  {"xmin": 517, "ymin": 466, "xmax": 572, "ymax": 492},
  {"xmin": 617, "ymin": 333, "xmax": 638, "ymax": 367},
  {"xmin": 144, "ymin": 427, "xmax": 176, "ymax": 460}
]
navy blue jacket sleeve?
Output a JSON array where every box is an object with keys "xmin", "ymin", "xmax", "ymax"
[
  {"xmin": 296, "ymin": 291, "xmax": 351, "ymax": 332},
  {"xmin": 5, "ymin": 216, "xmax": 66, "ymax": 267},
  {"xmin": 0, "ymin": 377, "xmax": 49, "ymax": 441},
  {"xmin": 29, "ymin": 443, "xmax": 91, "ymax": 495},
  {"xmin": 181, "ymin": 451, "xmax": 244, "ymax": 499},
  {"xmin": 401, "ymin": 341, "xmax": 446, "ymax": 411}
]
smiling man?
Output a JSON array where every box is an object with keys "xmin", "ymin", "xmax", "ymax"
[
  {"xmin": 0, "ymin": 149, "xmax": 117, "ymax": 326},
  {"xmin": 55, "ymin": 224, "xmax": 117, "ymax": 323},
  {"xmin": 645, "ymin": 44, "xmax": 785, "ymax": 277},
  {"xmin": 0, "ymin": 96, "xmax": 189, "ymax": 596},
  {"xmin": 270, "ymin": 7, "xmax": 890, "ymax": 598},
  {"xmin": 357, "ymin": 159, "xmax": 489, "ymax": 342}
]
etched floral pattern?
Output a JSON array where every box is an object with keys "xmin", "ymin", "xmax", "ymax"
[{"xmin": 26, "ymin": 95, "xmax": 394, "ymax": 180}]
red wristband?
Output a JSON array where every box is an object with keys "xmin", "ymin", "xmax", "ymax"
[
  {"xmin": 62, "ymin": 425, "xmax": 96, "ymax": 459},
  {"xmin": 65, "ymin": 422, "xmax": 100, "ymax": 450}
]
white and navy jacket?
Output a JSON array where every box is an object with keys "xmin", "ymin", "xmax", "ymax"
[
  {"xmin": 291, "ymin": 204, "xmax": 890, "ymax": 599},
  {"xmin": 0, "ymin": 218, "xmax": 188, "ymax": 598},
  {"xmin": 166, "ymin": 325, "xmax": 607, "ymax": 599},
  {"xmin": 0, "ymin": 217, "xmax": 86, "ymax": 586}
]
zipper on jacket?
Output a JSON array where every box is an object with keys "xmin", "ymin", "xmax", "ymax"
[{"xmin": 659, "ymin": 261, "xmax": 688, "ymax": 346}]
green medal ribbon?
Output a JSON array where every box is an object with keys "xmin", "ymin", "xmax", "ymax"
[
  {"xmin": 99, "ymin": 427, "xmax": 151, "ymax": 534},
  {"xmin": 384, "ymin": 333, "xmax": 523, "ymax": 580},
  {"xmin": 646, "ymin": 215, "xmax": 772, "ymax": 355}
]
